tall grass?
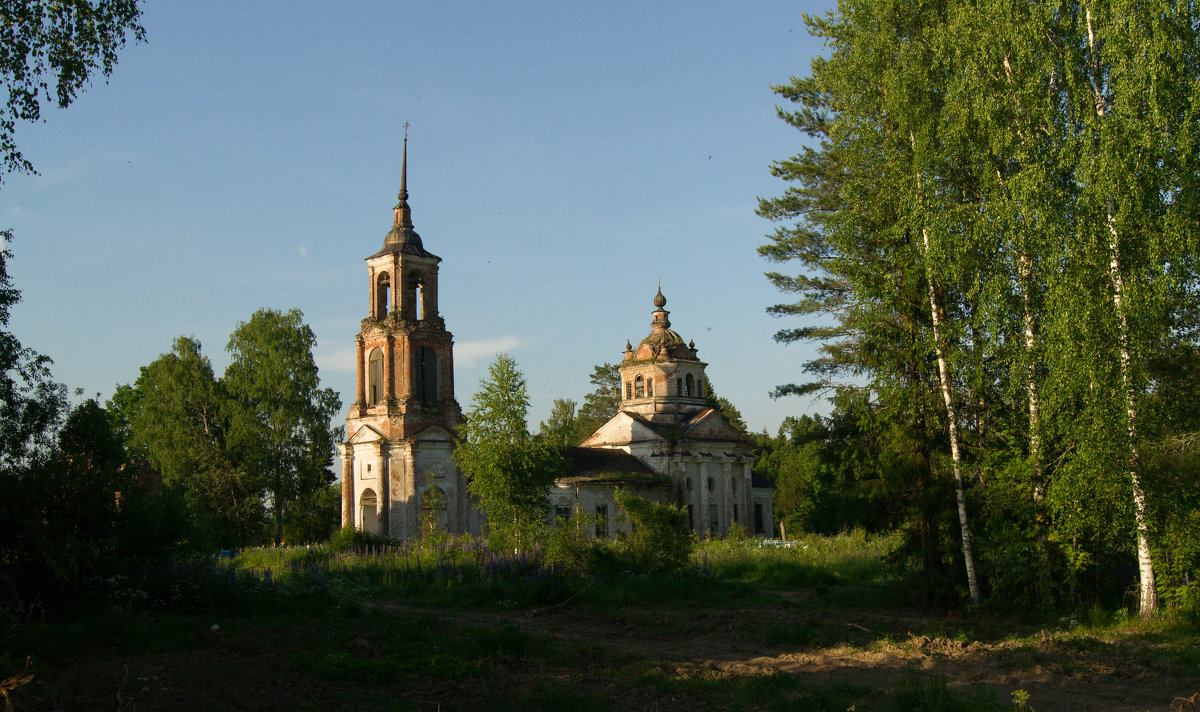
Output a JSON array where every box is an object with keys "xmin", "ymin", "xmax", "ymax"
[
  {"xmin": 697, "ymin": 529, "xmax": 900, "ymax": 591},
  {"xmin": 62, "ymin": 529, "xmax": 901, "ymax": 617}
]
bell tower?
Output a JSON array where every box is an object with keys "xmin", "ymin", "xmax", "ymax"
[{"xmin": 341, "ymin": 132, "xmax": 473, "ymax": 539}]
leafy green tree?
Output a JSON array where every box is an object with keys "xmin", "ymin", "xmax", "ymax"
[
  {"xmin": 703, "ymin": 375, "xmax": 748, "ymax": 436},
  {"xmin": 417, "ymin": 470, "xmax": 448, "ymax": 539},
  {"xmin": 759, "ymin": 0, "xmax": 989, "ymax": 603},
  {"xmin": 612, "ymin": 488, "xmax": 695, "ymax": 573},
  {"xmin": 537, "ymin": 397, "xmax": 581, "ymax": 447},
  {"xmin": 757, "ymin": 414, "xmax": 828, "ymax": 534},
  {"xmin": 574, "ymin": 362, "xmax": 621, "ymax": 441},
  {"xmin": 283, "ymin": 482, "xmax": 341, "ymax": 545},
  {"xmin": 0, "ymin": 0, "xmax": 144, "ymax": 184},
  {"xmin": 224, "ymin": 309, "xmax": 342, "ymax": 546},
  {"xmin": 1055, "ymin": 0, "xmax": 1200, "ymax": 618},
  {"xmin": 0, "ymin": 239, "xmax": 67, "ymax": 466},
  {"xmin": 0, "ymin": 399, "xmax": 169, "ymax": 615},
  {"xmin": 114, "ymin": 336, "xmax": 259, "ymax": 548},
  {"xmin": 455, "ymin": 354, "xmax": 563, "ymax": 551}
]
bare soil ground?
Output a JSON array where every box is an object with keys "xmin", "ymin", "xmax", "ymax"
[{"xmin": 9, "ymin": 593, "xmax": 1199, "ymax": 712}]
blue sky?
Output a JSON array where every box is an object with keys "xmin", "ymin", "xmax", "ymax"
[{"xmin": 1, "ymin": 1, "xmax": 833, "ymax": 436}]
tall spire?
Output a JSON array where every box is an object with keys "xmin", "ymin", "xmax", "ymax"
[{"xmin": 394, "ymin": 122, "xmax": 413, "ymax": 229}]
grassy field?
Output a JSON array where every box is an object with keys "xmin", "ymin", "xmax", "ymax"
[{"xmin": 3, "ymin": 531, "xmax": 1198, "ymax": 711}]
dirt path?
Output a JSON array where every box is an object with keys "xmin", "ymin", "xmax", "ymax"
[
  {"xmin": 12, "ymin": 598, "xmax": 1199, "ymax": 711},
  {"xmin": 389, "ymin": 599, "xmax": 1200, "ymax": 712}
]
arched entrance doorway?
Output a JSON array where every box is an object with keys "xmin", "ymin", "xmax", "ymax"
[{"xmin": 359, "ymin": 488, "xmax": 378, "ymax": 533}]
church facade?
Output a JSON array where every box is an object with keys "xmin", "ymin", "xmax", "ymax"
[{"xmin": 341, "ymin": 152, "xmax": 772, "ymax": 540}]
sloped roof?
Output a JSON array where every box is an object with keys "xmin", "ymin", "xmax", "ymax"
[
  {"xmin": 579, "ymin": 407, "xmax": 753, "ymax": 449},
  {"xmin": 560, "ymin": 446, "xmax": 671, "ymax": 486},
  {"xmin": 368, "ymin": 225, "xmax": 441, "ymax": 260}
]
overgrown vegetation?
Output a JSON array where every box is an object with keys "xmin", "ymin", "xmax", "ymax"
[{"xmin": 3, "ymin": 530, "xmax": 1196, "ymax": 711}]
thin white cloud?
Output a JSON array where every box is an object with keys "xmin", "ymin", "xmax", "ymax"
[
  {"xmin": 455, "ymin": 336, "xmax": 519, "ymax": 367},
  {"xmin": 298, "ymin": 244, "xmax": 309, "ymax": 258},
  {"xmin": 35, "ymin": 151, "xmax": 137, "ymax": 186}
]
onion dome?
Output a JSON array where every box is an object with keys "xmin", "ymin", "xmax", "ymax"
[{"xmin": 625, "ymin": 287, "xmax": 699, "ymax": 361}]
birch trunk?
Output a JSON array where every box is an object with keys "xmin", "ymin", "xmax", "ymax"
[
  {"xmin": 994, "ymin": 48, "xmax": 1055, "ymax": 604},
  {"xmin": 1086, "ymin": 5, "xmax": 1157, "ymax": 617},
  {"xmin": 911, "ymin": 155, "xmax": 980, "ymax": 603},
  {"xmin": 1018, "ymin": 249, "xmax": 1052, "ymax": 602},
  {"xmin": 1106, "ymin": 197, "xmax": 1158, "ymax": 616},
  {"xmin": 921, "ymin": 224, "xmax": 982, "ymax": 605},
  {"xmin": 995, "ymin": 158, "xmax": 1052, "ymax": 603}
]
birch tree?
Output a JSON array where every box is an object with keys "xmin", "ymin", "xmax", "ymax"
[
  {"xmin": 455, "ymin": 354, "xmax": 563, "ymax": 551},
  {"xmin": 761, "ymin": 0, "xmax": 988, "ymax": 602},
  {"xmin": 763, "ymin": 0, "xmax": 1199, "ymax": 609},
  {"xmin": 225, "ymin": 309, "xmax": 342, "ymax": 547}
]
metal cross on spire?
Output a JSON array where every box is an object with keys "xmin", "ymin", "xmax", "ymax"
[{"xmin": 394, "ymin": 121, "xmax": 413, "ymax": 227}]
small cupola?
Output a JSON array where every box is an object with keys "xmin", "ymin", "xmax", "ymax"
[
  {"xmin": 626, "ymin": 286, "xmax": 698, "ymax": 362},
  {"xmin": 618, "ymin": 286, "xmax": 709, "ymax": 424}
]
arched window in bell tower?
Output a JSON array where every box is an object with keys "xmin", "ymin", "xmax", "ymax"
[
  {"xmin": 685, "ymin": 373, "xmax": 694, "ymax": 397},
  {"xmin": 375, "ymin": 272, "xmax": 390, "ymax": 319},
  {"xmin": 634, "ymin": 375, "xmax": 645, "ymax": 398},
  {"xmin": 415, "ymin": 283, "xmax": 424, "ymax": 320},
  {"xmin": 414, "ymin": 346, "xmax": 438, "ymax": 406},
  {"xmin": 368, "ymin": 348, "xmax": 384, "ymax": 405},
  {"xmin": 403, "ymin": 272, "xmax": 421, "ymax": 320}
]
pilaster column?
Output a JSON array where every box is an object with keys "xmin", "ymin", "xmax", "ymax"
[
  {"xmin": 385, "ymin": 334, "xmax": 395, "ymax": 401},
  {"xmin": 723, "ymin": 461, "xmax": 733, "ymax": 532},
  {"xmin": 368, "ymin": 266, "xmax": 375, "ymax": 316},
  {"xmin": 427, "ymin": 275, "xmax": 439, "ymax": 319},
  {"xmin": 378, "ymin": 443, "xmax": 390, "ymax": 536},
  {"xmin": 391, "ymin": 255, "xmax": 399, "ymax": 313},
  {"xmin": 743, "ymin": 463, "xmax": 753, "ymax": 531},
  {"xmin": 355, "ymin": 337, "xmax": 365, "ymax": 406},
  {"xmin": 341, "ymin": 444, "xmax": 354, "ymax": 527}
]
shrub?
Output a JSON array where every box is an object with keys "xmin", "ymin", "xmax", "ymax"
[
  {"xmin": 611, "ymin": 489, "xmax": 695, "ymax": 573},
  {"xmin": 326, "ymin": 526, "xmax": 392, "ymax": 553}
]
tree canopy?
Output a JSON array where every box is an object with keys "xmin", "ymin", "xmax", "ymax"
[
  {"xmin": 456, "ymin": 354, "xmax": 563, "ymax": 550},
  {"xmin": 574, "ymin": 362, "xmax": 621, "ymax": 441},
  {"xmin": 0, "ymin": 0, "xmax": 144, "ymax": 184},
  {"xmin": 109, "ymin": 309, "xmax": 343, "ymax": 548},
  {"xmin": 115, "ymin": 336, "xmax": 258, "ymax": 547},
  {"xmin": 760, "ymin": 0, "xmax": 1200, "ymax": 613},
  {"xmin": 224, "ymin": 308, "xmax": 342, "ymax": 546},
  {"xmin": 537, "ymin": 397, "xmax": 581, "ymax": 447},
  {"xmin": 0, "ymin": 240, "xmax": 66, "ymax": 466}
]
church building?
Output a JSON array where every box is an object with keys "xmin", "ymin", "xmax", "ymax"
[
  {"xmin": 559, "ymin": 288, "xmax": 774, "ymax": 538},
  {"xmin": 341, "ymin": 146, "xmax": 772, "ymax": 540},
  {"xmin": 340, "ymin": 138, "xmax": 480, "ymax": 538}
]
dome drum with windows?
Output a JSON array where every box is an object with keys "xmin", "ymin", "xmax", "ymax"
[{"xmin": 618, "ymin": 287, "xmax": 708, "ymax": 423}]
